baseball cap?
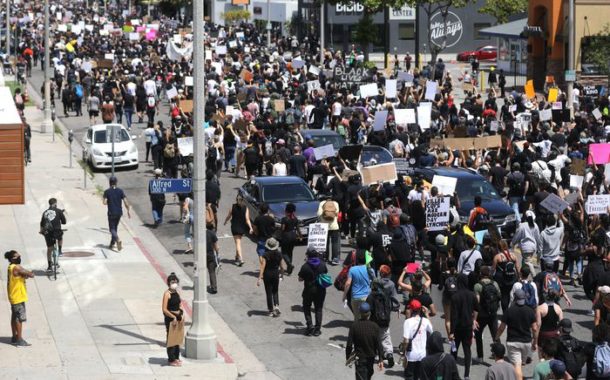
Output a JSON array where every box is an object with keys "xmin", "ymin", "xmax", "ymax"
[
  {"xmin": 549, "ymin": 359, "xmax": 567, "ymax": 377},
  {"xmin": 598, "ymin": 285, "xmax": 610, "ymax": 295},
  {"xmin": 515, "ymin": 289, "xmax": 526, "ymax": 306},
  {"xmin": 408, "ymin": 299, "xmax": 422, "ymax": 311},
  {"xmin": 379, "ymin": 265, "xmax": 391, "ymax": 277},
  {"xmin": 359, "ymin": 302, "xmax": 371, "ymax": 313},
  {"xmin": 525, "ymin": 210, "xmax": 536, "ymax": 221},
  {"xmin": 154, "ymin": 168, "xmax": 162, "ymax": 175},
  {"xmin": 559, "ymin": 318, "xmax": 572, "ymax": 333},
  {"xmin": 277, "ymin": 139, "xmax": 285, "ymax": 145}
]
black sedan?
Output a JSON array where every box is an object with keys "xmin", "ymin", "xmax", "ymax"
[{"xmin": 239, "ymin": 176, "xmax": 320, "ymax": 236}]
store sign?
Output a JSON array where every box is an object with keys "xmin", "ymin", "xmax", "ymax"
[
  {"xmin": 335, "ymin": 2, "xmax": 364, "ymax": 14},
  {"xmin": 389, "ymin": 5, "xmax": 416, "ymax": 20},
  {"xmin": 429, "ymin": 11, "xmax": 463, "ymax": 48}
]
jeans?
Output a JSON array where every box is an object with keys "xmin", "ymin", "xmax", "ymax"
[
  {"xmin": 145, "ymin": 142, "xmax": 152, "ymax": 161},
  {"xmin": 124, "ymin": 107, "xmax": 134, "ymax": 129},
  {"xmin": 184, "ymin": 220, "xmax": 193, "ymax": 243},
  {"xmin": 355, "ymin": 358, "xmax": 374, "ymax": 380},
  {"xmin": 521, "ymin": 251, "xmax": 537, "ymax": 276},
  {"xmin": 280, "ymin": 235, "xmax": 296, "ymax": 267},
  {"xmin": 303, "ymin": 291, "xmax": 325, "ymax": 328},
  {"xmin": 510, "ymin": 196, "xmax": 523, "ymax": 223},
  {"xmin": 327, "ymin": 229, "xmax": 341, "ymax": 262},
  {"xmin": 567, "ymin": 255, "xmax": 583, "ymax": 279},
  {"xmin": 108, "ymin": 215, "xmax": 121, "ymax": 245},
  {"xmin": 224, "ymin": 145, "xmax": 235, "ymax": 170},
  {"xmin": 475, "ymin": 314, "xmax": 498, "ymax": 359},
  {"xmin": 164, "ymin": 316, "xmax": 180, "ymax": 361},
  {"xmin": 152, "ymin": 201, "xmax": 165, "ymax": 224},
  {"xmin": 351, "ymin": 298, "xmax": 367, "ymax": 320},
  {"xmin": 263, "ymin": 273, "xmax": 279, "ymax": 311},
  {"xmin": 452, "ymin": 328, "xmax": 473, "ymax": 378},
  {"xmin": 404, "ymin": 360, "xmax": 422, "ymax": 380}
]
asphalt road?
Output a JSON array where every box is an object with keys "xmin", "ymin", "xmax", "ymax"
[{"xmin": 28, "ymin": 65, "xmax": 595, "ymax": 380}]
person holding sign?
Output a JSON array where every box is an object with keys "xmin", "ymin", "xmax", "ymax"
[{"xmin": 161, "ymin": 273, "xmax": 184, "ymax": 367}]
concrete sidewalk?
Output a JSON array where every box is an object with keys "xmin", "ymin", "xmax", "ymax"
[{"xmin": 0, "ymin": 104, "xmax": 274, "ymax": 379}]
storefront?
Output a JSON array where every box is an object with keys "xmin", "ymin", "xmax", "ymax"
[{"xmin": 479, "ymin": 19, "xmax": 528, "ymax": 74}]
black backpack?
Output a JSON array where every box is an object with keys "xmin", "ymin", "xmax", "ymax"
[
  {"xmin": 480, "ymin": 281, "xmax": 500, "ymax": 314},
  {"xmin": 558, "ymin": 336, "xmax": 585, "ymax": 379},
  {"xmin": 369, "ymin": 281, "xmax": 392, "ymax": 328},
  {"xmin": 444, "ymin": 275, "xmax": 458, "ymax": 297}
]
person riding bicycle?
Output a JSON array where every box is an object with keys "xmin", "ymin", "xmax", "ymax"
[{"xmin": 39, "ymin": 198, "xmax": 66, "ymax": 272}]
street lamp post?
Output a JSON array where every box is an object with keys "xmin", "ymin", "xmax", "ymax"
[
  {"xmin": 6, "ymin": 0, "xmax": 9, "ymax": 58},
  {"xmin": 41, "ymin": 0, "xmax": 53, "ymax": 135},
  {"xmin": 567, "ymin": 0, "xmax": 575, "ymax": 119},
  {"xmin": 184, "ymin": 0, "xmax": 217, "ymax": 361},
  {"xmin": 266, "ymin": 0, "xmax": 271, "ymax": 48},
  {"xmin": 319, "ymin": 0, "xmax": 324, "ymax": 66}
]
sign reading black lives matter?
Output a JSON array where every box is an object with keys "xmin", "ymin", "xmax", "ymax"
[
  {"xmin": 426, "ymin": 196, "xmax": 451, "ymax": 231},
  {"xmin": 333, "ymin": 66, "xmax": 371, "ymax": 87},
  {"xmin": 307, "ymin": 223, "xmax": 329, "ymax": 252},
  {"xmin": 429, "ymin": 11, "xmax": 463, "ymax": 48}
]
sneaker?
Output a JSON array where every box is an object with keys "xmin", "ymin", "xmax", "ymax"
[
  {"xmin": 109, "ymin": 243, "xmax": 116, "ymax": 250},
  {"xmin": 16, "ymin": 339, "xmax": 31, "ymax": 347},
  {"xmin": 473, "ymin": 357, "xmax": 484, "ymax": 365},
  {"xmin": 237, "ymin": 260, "xmax": 244, "ymax": 267},
  {"xmin": 312, "ymin": 327, "xmax": 321, "ymax": 336},
  {"xmin": 117, "ymin": 240, "xmax": 123, "ymax": 251},
  {"xmin": 331, "ymin": 259, "xmax": 340, "ymax": 266},
  {"xmin": 305, "ymin": 326, "xmax": 314, "ymax": 336},
  {"xmin": 274, "ymin": 307, "xmax": 281, "ymax": 316},
  {"xmin": 46, "ymin": 266, "xmax": 52, "ymax": 273},
  {"xmin": 168, "ymin": 360, "xmax": 181, "ymax": 367},
  {"xmin": 268, "ymin": 311, "xmax": 275, "ymax": 317},
  {"xmin": 286, "ymin": 265, "xmax": 294, "ymax": 275},
  {"xmin": 385, "ymin": 354, "xmax": 394, "ymax": 368},
  {"xmin": 11, "ymin": 336, "xmax": 17, "ymax": 344}
]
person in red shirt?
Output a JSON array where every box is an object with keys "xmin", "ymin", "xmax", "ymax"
[{"xmin": 482, "ymin": 103, "xmax": 497, "ymax": 119}]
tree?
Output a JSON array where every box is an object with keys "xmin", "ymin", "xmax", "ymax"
[
  {"xmin": 582, "ymin": 23, "xmax": 610, "ymax": 75},
  {"xmin": 477, "ymin": 0, "xmax": 527, "ymax": 24},
  {"xmin": 222, "ymin": 9, "xmax": 251, "ymax": 25}
]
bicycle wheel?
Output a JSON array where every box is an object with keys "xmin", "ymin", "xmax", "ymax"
[{"xmin": 53, "ymin": 246, "xmax": 58, "ymax": 280}]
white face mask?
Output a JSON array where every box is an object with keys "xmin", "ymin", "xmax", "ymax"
[{"xmin": 170, "ymin": 283, "xmax": 179, "ymax": 290}]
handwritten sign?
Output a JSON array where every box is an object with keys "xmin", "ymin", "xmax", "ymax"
[
  {"xmin": 360, "ymin": 162, "xmax": 397, "ymax": 185},
  {"xmin": 426, "ymin": 196, "xmax": 451, "ymax": 231},
  {"xmin": 307, "ymin": 80, "xmax": 321, "ymax": 93},
  {"xmin": 540, "ymin": 193, "xmax": 569, "ymax": 214},
  {"xmin": 177, "ymin": 137, "xmax": 193, "ymax": 156},
  {"xmin": 386, "ymin": 79, "xmax": 397, "ymax": 98},
  {"xmin": 307, "ymin": 223, "xmax": 329, "ymax": 252},
  {"xmin": 569, "ymin": 175, "xmax": 584, "ymax": 189},
  {"xmin": 313, "ymin": 144, "xmax": 335, "ymax": 161},
  {"xmin": 586, "ymin": 194, "xmax": 610, "ymax": 215}
]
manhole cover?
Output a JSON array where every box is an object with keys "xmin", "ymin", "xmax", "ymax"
[{"xmin": 61, "ymin": 251, "xmax": 96, "ymax": 258}]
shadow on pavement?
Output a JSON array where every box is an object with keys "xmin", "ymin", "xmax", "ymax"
[
  {"xmin": 328, "ymin": 335, "xmax": 348, "ymax": 343},
  {"xmin": 247, "ymin": 310, "xmax": 271, "ymax": 317},
  {"xmin": 240, "ymin": 271, "xmax": 259, "ymax": 278},
  {"xmin": 323, "ymin": 319, "xmax": 352, "ymax": 329},
  {"xmin": 148, "ymin": 357, "xmax": 170, "ymax": 366},
  {"xmin": 97, "ymin": 324, "xmax": 165, "ymax": 347},
  {"xmin": 0, "ymin": 337, "xmax": 15, "ymax": 346}
]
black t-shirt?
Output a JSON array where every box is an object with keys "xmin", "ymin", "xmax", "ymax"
[
  {"xmin": 298, "ymin": 260, "xmax": 328, "ymax": 294},
  {"xmin": 501, "ymin": 304, "xmax": 536, "ymax": 343},
  {"xmin": 243, "ymin": 146, "xmax": 259, "ymax": 165},
  {"xmin": 254, "ymin": 214, "xmax": 276, "ymax": 240},
  {"xmin": 411, "ymin": 292, "xmax": 434, "ymax": 310},
  {"xmin": 205, "ymin": 180, "xmax": 221, "ymax": 205},
  {"xmin": 104, "ymin": 187, "xmax": 125, "ymax": 217},
  {"xmin": 489, "ymin": 165, "xmax": 508, "ymax": 191},
  {"xmin": 506, "ymin": 171, "xmax": 525, "ymax": 197},
  {"xmin": 263, "ymin": 250, "xmax": 282, "ymax": 275},
  {"xmin": 289, "ymin": 154, "xmax": 307, "ymax": 178}
]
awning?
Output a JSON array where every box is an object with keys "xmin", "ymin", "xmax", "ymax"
[{"xmin": 479, "ymin": 18, "xmax": 528, "ymax": 39}]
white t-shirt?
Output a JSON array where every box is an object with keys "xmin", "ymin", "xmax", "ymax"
[
  {"xmin": 572, "ymin": 88, "xmax": 580, "ymax": 104},
  {"xmin": 403, "ymin": 316, "xmax": 433, "ymax": 362},
  {"xmin": 457, "ymin": 248, "xmax": 483, "ymax": 275},
  {"xmin": 273, "ymin": 162, "xmax": 287, "ymax": 176},
  {"xmin": 332, "ymin": 102, "xmax": 342, "ymax": 116},
  {"xmin": 143, "ymin": 79, "xmax": 157, "ymax": 96}
]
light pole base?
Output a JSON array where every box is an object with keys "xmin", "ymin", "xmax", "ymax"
[
  {"xmin": 185, "ymin": 331, "xmax": 217, "ymax": 360},
  {"xmin": 41, "ymin": 118, "xmax": 53, "ymax": 134}
]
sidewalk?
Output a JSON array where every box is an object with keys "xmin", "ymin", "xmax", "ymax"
[{"xmin": 0, "ymin": 104, "xmax": 274, "ymax": 379}]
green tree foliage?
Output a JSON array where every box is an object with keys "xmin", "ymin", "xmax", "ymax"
[
  {"xmin": 478, "ymin": 0, "xmax": 527, "ymax": 23},
  {"xmin": 222, "ymin": 9, "xmax": 251, "ymax": 25},
  {"xmin": 582, "ymin": 23, "xmax": 610, "ymax": 74}
]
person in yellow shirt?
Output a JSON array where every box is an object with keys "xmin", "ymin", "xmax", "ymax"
[{"xmin": 4, "ymin": 250, "xmax": 34, "ymax": 346}]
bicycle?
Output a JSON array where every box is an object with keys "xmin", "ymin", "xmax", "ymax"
[{"xmin": 50, "ymin": 229, "xmax": 67, "ymax": 281}]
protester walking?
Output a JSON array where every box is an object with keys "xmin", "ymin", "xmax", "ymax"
[
  {"xmin": 345, "ymin": 302, "xmax": 385, "ymax": 380},
  {"xmin": 298, "ymin": 248, "xmax": 329, "ymax": 336},
  {"xmin": 103, "ymin": 176, "xmax": 131, "ymax": 251},
  {"xmin": 257, "ymin": 238, "xmax": 284, "ymax": 317}
]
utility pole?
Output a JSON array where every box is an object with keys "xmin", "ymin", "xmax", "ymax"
[
  {"xmin": 185, "ymin": 0, "xmax": 217, "ymax": 361},
  {"xmin": 319, "ymin": 0, "xmax": 324, "ymax": 66},
  {"xmin": 5, "ymin": 0, "xmax": 9, "ymax": 58},
  {"xmin": 567, "ymin": 0, "xmax": 575, "ymax": 119},
  {"xmin": 414, "ymin": 5, "xmax": 420, "ymax": 70},
  {"xmin": 384, "ymin": 6, "xmax": 389, "ymax": 69},
  {"xmin": 41, "ymin": 0, "xmax": 52, "ymax": 134},
  {"xmin": 266, "ymin": 0, "xmax": 271, "ymax": 48}
]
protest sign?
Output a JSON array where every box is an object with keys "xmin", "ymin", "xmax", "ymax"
[
  {"xmin": 274, "ymin": 99, "xmax": 285, "ymax": 112},
  {"xmin": 605, "ymin": 163, "xmax": 610, "ymax": 180},
  {"xmin": 432, "ymin": 175, "xmax": 457, "ymax": 195},
  {"xmin": 570, "ymin": 158, "xmax": 586, "ymax": 175},
  {"xmin": 552, "ymin": 102, "xmax": 563, "ymax": 110},
  {"xmin": 462, "ymin": 83, "xmax": 474, "ymax": 93},
  {"xmin": 565, "ymin": 191, "xmax": 579, "ymax": 205},
  {"xmin": 540, "ymin": 193, "xmax": 569, "ymax": 214},
  {"xmin": 166, "ymin": 319, "xmax": 184, "ymax": 347},
  {"xmin": 417, "ymin": 102, "xmax": 432, "ymax": 130},
  {"xmin": 307, "ymin": 80, "xmax": 321, "ymax": 93},
  {"xmin": 586, "ymin": 194, "xmax": 610, "ymax": 214},
  {"xmin": 360, "ymin": 83, "xmax": 379, "ymax": 98},
  {"xmin": 394, "ymin": 158, "xmax": 413, "ymax": 175},
  {"xmin": 180, "ymin": 99, "xmax": 193, "ymax": 113},
  {"xmin": 215, "ymin": 45, "xmax": 227, "ymax": 55},
  {"xmin": 373, "ymin": 110, "xmax": 388, "ymax": 131},
  {"xmin": 307, "ymin": 223, "xmax": 328, "ymax": 252},
  {"xmin": 490, "ymin": 121, "xmax": 499, "ymax": 132},
  {"xmin": 129, "ymin": 32, "xmax": 139, "ymax": 41},
  {"xmin": 292, "ymin": 59, "xmax": 305, "ymax": 69},
  {"xmin": 240, "ymin": 69, "xmax": 253, "ymax": 83},
  {"xmin": 386, "ymin": 79, "xmax": 397, "ymax": 98},
  {"xmin": 593, "ymin": 108, "xmax": 603, "ymax": 120},
  {"xmin": 540, "ymin": 109, "xmax": 552, "ymax": 121},
  {"xmin": 569, "ymin": 175, "xmax": 584, "ymax": 189},
  {"xmin": 360, "ymin": 163, "xmax": 397, "ymax": 185},
  {"xmin": 313, "ymin": 144, "xmax": 335, "ymax": 161},
  {"xmin": 57, "ymin": 24, "xmax": 67, "ymax": 32},
  {"xmin": 426, "ymin": 196, "xmax": 451, "ymax": 231},
  {"xmin": 228, "ymin": 40, "xmax": 237, "ymax": 48},
  {"xmin": 309, "ymin": 65, "xmax": 320, "ymax": 76},
  {"xmin": 588, "ymin": 143, "xmax": 610, "ymax": 164},
  {"xmin": 333, "ymin": 66, "xmax": 369, "ymax": 86},
  {"xmin": 548, "ymin": 88, "xmax": 558, "ymax": 102},
  {"xmin": 184, "ymin": 76, "xmax": 193, "ymax": 86},
  {"xmin": 177, "ymin": 137, "xmax": 193, "ymax": 156},
  {"xmin": 166, "ymin": 87, "xmax": 178, "ymax": 100},
  {"xmin": 425, "ymin": 81, "xmax": 438, "ymax": 101},
  {"xmin": 394, "ymin": 109, "xmax": 409, "ymax": 126},
  {"xmin": 525, "ymin": 80, "xmax": 535, "ymax": 98},
  {"xmin": 397, "ymin": 71, "xmax": 414, "ymax": 83}
]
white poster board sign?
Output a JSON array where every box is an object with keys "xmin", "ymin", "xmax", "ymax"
[
  {"xmin": 425, "ymin": 81, "xmax": 438, "ymax": 100},
  {"xmin": 313, "ymin": 144, "xmax": 335, "ymax": 161},
  {"xmin": 432, "ymin": 175, "xmax": 457, "ymax": 195},
  {"xmin": 166, "ymin": 87, "xmax": 178, "ymax": 100},
  {"xmin": 386, "ymin": 79, "xmax": 397, "ymax": 98},
  {"xmin": 307, "ymin": 80, "xmax": 321, "ymax": 93},
  {"xmin": 569, "ymin": 175, "xmax": 584, "ymax": 189},
  {"xmin": 373, "ymin": 110, "xmax": 388, "ymax": 131},
  {"xmin": 307, "ymin": 223, "xmax": 329, "ymax": 252},
  {"xmin": 426, "ymin": 196, "xmax": 451, "ymax": 231},
  {"xmin": 593, "ymin": 108, "xmax": 603, "ymax": 120},
  {"xmin": 586, "ymin": 194, "xmax": 610, "ymax": 215},
  {"xmin": 417, "ymin": 102, "xmax": 432, "ymax": 130},
  {"xmin": 185, "ymin": 76, "xmax": 193, "ymax": 86},
  {"xmin": 540, "ymin": 193, "xmax": 569, "ymax": 214},
  {"xmin": 360, "ymin": 83, "xmax": 379, "ymax": 98},
  {"xmin": 215, "ymin": 45, "xmax": 227, "ymax": 55},
  {"xmin": 540, "ymin": 109, "xmax": 552, "ymax": 121},
  {"xmin": 177, "ymin": 137, "xmax": 193, "ymax": 156}
]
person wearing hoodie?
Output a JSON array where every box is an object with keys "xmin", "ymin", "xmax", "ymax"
[
  {"xmin": 511, "ymin": 210, "xmax": 542, "ymax": 276},
  {"xmin": 419, "ymin": 331, "xmax": 460, "ymax": 380},
  {"xmin": 540, "ymin": 214, "xmax": 564, "ymax": 273},
  {"xmin": 449, "ymin": 273, "xmax": 479, "ymax": 380},
  {"xmin": 367, "ymin": 265, "xmax": 400, "ymax": 368},
  {"xmin": 298, "ymin": 248, "xmax": 328, "ymax": 336}
]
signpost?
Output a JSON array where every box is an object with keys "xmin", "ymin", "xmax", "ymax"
[
  {"xmin": 105, "ymin": 125, "xmax": 122, "ymax": 176},
  {"xmin": 149, "ymin": 178, "xmax": 193, "ymax": 194}
]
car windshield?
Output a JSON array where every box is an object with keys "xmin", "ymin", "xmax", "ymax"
[
  {"xmin": 361, "ymin": 148, "xmax": 393, "ymax": 167},
  {"xmin": 310, "ymin": 135, "xmax": 345, "ymax": 151},
  {"xmin": 456, "ymin": 177, "xmax": 500, "ymax": 200},
  {"xmin": 262, "ymin": 183, "xmax": 315, "ymax": 203},
  {"xmin": 94, "ymin": 129, "xmax": 130, "ymax": 143}
]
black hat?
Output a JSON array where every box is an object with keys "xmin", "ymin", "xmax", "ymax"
[{"xmin": 559, "ymin": 318, "xmax": 572, "ymax": 333}]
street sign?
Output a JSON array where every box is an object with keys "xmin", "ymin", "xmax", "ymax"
[
  {"xmin": 149, "ymin": 178, "xmax": 192, "ymax": 194},
  {"xmin": 565, "ymin": 70, "xmax": 576, "ymax": 82}
]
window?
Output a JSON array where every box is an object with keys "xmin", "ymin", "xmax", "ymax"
[
  {"xmin": 474, "ymin": 23, "xmax": 491, "ymax": 40},
  {"xmin": 398, "ymin": 23, "xmax": 415, "ymax": 40},
  {"xmin": 253, "ymin": 6, "xmax": 262, "ymax": 15}
]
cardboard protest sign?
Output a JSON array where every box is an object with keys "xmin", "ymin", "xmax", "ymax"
[
  {"xmin": 307, "ymin": 223, "xmax": 329, "ymax": 251},
  {"xmin": 177, "ymin": 137, "xmax": 193, "ymax": 156},
  {"xmin": 274, "ymin": 99, "xmax": 285, "ymax": 112},
  {"xmin": 373, "ymin": 110, "xmax": 388, "ymax": 131},
  {"xmin": 588, "ymin": 144, "xmax": 610, "ymax": 164},
  {"xmin": 97, "ymin": 59, "xmax": 113, "ymax": 69},
  {"xmin": 360, "ymin": 83, "xmax": 379, "ymax": 98},
  {"xmin": 180, "ymin": 99, "xmax": 193, "ymax": 113},
  {"xmin": 339, "ymin": 145, "xmax": 363, "ymax": 161},
  {"xmin": 586, "ymin": 194, "xmax": 610, "ymax": 215},
  {"xmin": 525, "ymin": 80, "xmax": 535, "ymax": 99},
  {"xmin": 570, "ymin": 158, "xmax": 586, "ymax": 175},
  {"xmin": 540, "ymin": 193, "xmax": 569, "ymax": 214},
  {"xmin": 462, "ymin": 83, "xmax": 474, "ymax": 93},
  {"xmin": 386, "ymin": 79, "xmax": 397, "ymax": 98},
  {"xmin": 425, "ymin": 81, "xmax": 438, "ymax": 101},
  {"xmin": 313, "ymin": 144, "xmax": 335, "ymax": 161},
  {"xmin": 484, "ymin": 135, "xmax": 502, "ymax": 148},
  {"xmin": 360, "ymin": 162, "xmax": 397, "ymax": 185},
  {"xmin": 569, "ymin": 175, "xmax": 584, "ymax": 189},
  {"xmin": 432, "ymin": 175, "xmax": 457, "ymax": 195},
  {"xmin": 166, "ymin": 319, "xmax": 184, "ymax": 347},
  {"xmin": 426, "ymin": 196, "xmax": 451, "ymax": 231},
  {"xmin": 548, "ymin": 88, "xmax": 558, "ymax": 102}
]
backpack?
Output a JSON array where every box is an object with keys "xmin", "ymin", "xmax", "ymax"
[
  {"xmin": 559, "ymin": 336, "xmax": 585, "ymax": 378},
  {"xmin": 498, "ymin": 252, "xmax": 517, "ymax": 286},
  {"xmin": 264, "ymin": 140, "xmax": 274, "ymax": 157},
  {"xmin": 369, "ymin": 281, "xmax": 392, "ymax": 328},
  {"xmin": 543, "ymin": 272, "xmax": 562, "ymax": 295},
  {"xmin": 40, "ymin": 212, "xmax": 54, "ymax": 235},
  {"xmin": 401, "ymin": 224, "xmax": 417, "ymax": 251},
  {"xmin": 285, "ymin": 109, "xmax": 295, "ymax": 125},
  {"xmin": 321, "ymin": 200, "xmax": 337, "ymax": 221},
  {"xmin": 75, "ymin": 85, "xmax": 83, "ymax": 98},
  {"xmin": 521, "ymin": 281, "xmax": 537, "ymax": 308},
  {"xmin": 508, "ymin": 173, "xmax": 523, "ymax": 194},
  {"xmin": 444, "ymin": 275, "xmax": 458, "ymax": 297},
  {"xmin": 480, "ymin": 281, "xmax": 501, "ymax": 314},
  {"xmin": 316, "ymin": 273, "xmax": 333, "ymax": 288},
  {"xmin": 163, "ymin": 144, "xmax": 176, "ymax": 158},
  {"xmin": 593, "ymin": 342, "xmax": 610, "ymax": 377},
  {"xmin": 207, "ymin": 145, "xmax": 218, "ymax": 162},
  {"xmin": 334, "ymin": 250, "xmax": 356, "ymax": 291},
  {"xmin": 470, "ymin": 207, "xmax": 490, "ymax": 231}
]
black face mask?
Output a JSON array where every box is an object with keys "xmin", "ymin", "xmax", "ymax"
[{"xmin": 11, "ymin": 257, "xmax": 21, "ymax": 265}]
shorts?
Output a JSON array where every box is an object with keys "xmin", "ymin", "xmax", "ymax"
[
  {"xmin": 44, "ymin": 230, "xmax": 63, "ymax": 248},
  {"xmin": 89, "ymin": 110, "xmax": 99, "ymax": 117},
  {"xmin": 11, "ymin": 302, "xmax": 26, "ymax": 322},
  {"xmin": 256, "ymin": 240, "xmax": 266, "ymax": 256},
  {"xmin": 507, "ymin": 341, "xmax": 531, "ymax": 365}
]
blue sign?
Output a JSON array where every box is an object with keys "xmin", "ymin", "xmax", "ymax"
[{"xmin": 149, "ymin": 179, "xmax": 192, "ymax": 194}]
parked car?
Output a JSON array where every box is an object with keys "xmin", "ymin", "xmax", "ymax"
[
  {"xmin": 239, "ymin": 176, "xmax": 320, "ymax": 236},
  {"xmin": 457, "ymin": 45, "xmax": 497, "ymax": 62},
  {"xmin": 82, "ymin": 124, "xmax": 139, "ymax": 170},
  {"xmin": 413, "ymin": 166, "xmax": 516, "ymax": 237}
]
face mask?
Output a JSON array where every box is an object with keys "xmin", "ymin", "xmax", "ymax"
[
  {"xmin": 12, "ymin": 257, "xmax": 21, "ymax": 265},
  {"xmin": 169, "ymin": 283, "xmax": 178, "ymax": 290}
]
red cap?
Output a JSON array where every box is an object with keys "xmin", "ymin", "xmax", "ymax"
[{"xmin": 408, "ymin": 299, "xmax": 422, "ymax": 311}]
